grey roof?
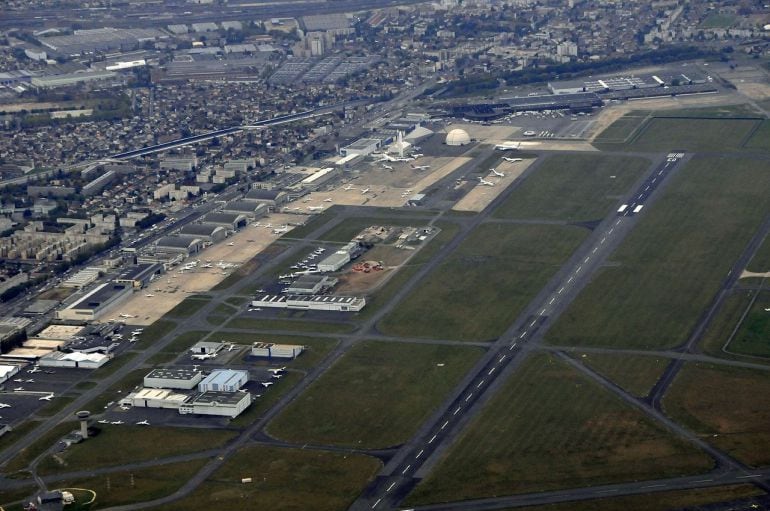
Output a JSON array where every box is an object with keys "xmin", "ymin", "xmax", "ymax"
[
  {"xmin": 179, "ymin": 224, "xmax": 225, "ymax": 237},
  {"xmin": 145, "ymin": 368, "xmax": 200, "ymax": 381},
  {"xmin": 244, "ymin": 189, "xmax": 284, "ymax": 201},
  {"xmin": 156, "ymin": 236, "xmax": 200, "ymax": 249},
  {"xmin": 223, "ymin": 200, "xmax": 262, "ymax": 213},
  {"xmin": 203, "ymin": 212, "xmax": 246, "ymax": 224}
]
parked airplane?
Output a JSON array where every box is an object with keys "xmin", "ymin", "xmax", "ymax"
[
  {"xmin": 502, "ymin": 157, "xmax": 523, "ymax": 163},
  {"xmin": 119, "ymin": 313, "xmax": 136, "ymax": 319},
  {"xmin": 268, "ymin": 367, "xmax": 286, "ymax": 374},
  {"xmin": 248, "ymin": 307, "xmax": 262, "ymax": 312},
  {"xmin": 273, "ymin": 226, "xmax": 290, "ymax": 234},
  {"xmin": 361, "ymin": 187, "xmax": 371, "ymax": 194},
  {"xmin": 343, "ymin": 184, "xmax": 355, "ymax": 191},
  {"xmin": 478, "ymin": 177, "xmax": 495, "ymax": 186},
  {"xmin": 260, "ymin": 382, "xmax": 274, "ymax": 388},
  {"xmin": 410, "ymin": 164, "xmax": 430, "ymax": 170},
  {"xmin": 39, "ymin": 393, "xmax": 54, "ymax": 401},
  {"xmin": 271, "ymin": 373, "xmax": 284, "ymax": 379},
  {"xmin": 227, "ymin": 344, "xmax": 236, "ymax": 352},
  {"xmin": 110, "ymin": 421, "xmax": 124, "ymax": 425},
  {"xmin": 136, "ymin": 420, "xmax": 150, "ymax": 426},
  {"xmin": 28, "ymin": 366, "xmax": 40, "ymax": 374},
  {"xmin": 192, "ymin": 353, "xmax": 216, "ymax": 360},
  {"xmin": 491, "ymin": 168, "xmax": 505, "ymax": 178},
  {"xmin": 13, "ymin": 387, "xmax": 24, "ymax": 391},
  {"xmin": 0, "ymin": 403, "xmax": 11, "ymax": 409},
  {"xmin": 382, "ymin": 164, "xmax": 393, "ymax": 170},
  {"xmin": 374, "ymin": 153, "xmax": 414, "ymax": 163},
  {"xmin": 98, "ymin": 420, "xmax": 110, "ymax": 424},
  {"xmin": 495, "ymin": 143, "xmax": 521, "ymax": 151},
  {"xmin": 145, "ymin": 294, "xmax": 155, "ymax": 298},
  {"xmin": 323, "ymin": 198, "xmax": 333, "ymax": 202},
  {"xmin": 227, "ymin": 242, "xmax": 235, "ymax": 246},
  {"xmin": 307, "ymin": 206, "xmax": 325, "ymax": 211}
]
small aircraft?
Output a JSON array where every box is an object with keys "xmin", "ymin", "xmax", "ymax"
[
  {"xmin": 273, "ymin": 226, "xmax": 290, "ymax": 234},
  {"xmin": 490, "ymin": 168, "xmax": 505, "ymax": 178},
  {"xmin": 98, "ymin": 419, "xmax": 110, "ymax": 424},
  {"xmin": 411, "ymin": 164, "xmax": 430, "ymax": 170},
  {"xmin": 119, "ymin": 314, "xmax": 136, "ymax": 319},
  {"xmin": 764, "ymin": 308, "xmax": 770, "ymax": 312},
  {"xmin": 227, "ymin": 344, "xmax": 237, "ymax": 352},
  {"xmin": 39, "ymin": 393, "xmax": 54, "ymax": 401},
  {"xmin": 192, "ymin": 353, "xmax": 216, "ymax": 360},
  {"xmin": 271, "ymin": 373, "xmax": 283, "ymax": 379},
  {"xmin": 0, "ymin": 403, "xmax": 11, "ymax": 409},
  {"xmin": 136, "ymin": 420, "xmax": 150, "ymax": 426},
  {"xmin": 145, "ymin": 293, "xmax": 155, "ymax": 298},
  {"xmin": 502, "ymin": 157, "xmax": 523, "ymax": 163},
  {"xmin": 260, "ymin": 382, "xmax": 274, "ymax": 388},
  {"xmin": 268, "ymin": 367, "xmax": 286, "ymax": 374},
  {"xmin": 307, "ymin": 206, "xmax": 324, "ymax": 211},
  {"xmin": 323, "ymin": 198, "xmax": 332, "ymax": 202},
  {"xmin": 202, "ymin": 263, "xmax": 213, "ymax": 268},
  {"xmin": 478, "ymin": 177, "xmax": 495, "ymax": 186},
  {"xmin": 110, "ymin": 420, "xmax": 124, "ymax": 425},
  {"xmin": 382, "ymin": 164, "xmax": 393, "ymax": 170},
  {"xmin": 13, "ymin": 387, "xmax": 24, "ymax": 392},
  {"xmin": 25, "ymin": 379, "xmax": 34, "ymax": 383},
  {"xmin": 361, "ymin": 187, "xmax": 371, "ymax": 195},
  {"xmin": 343, "ymin": 184, "xmax": 355, "ymax": 191},
  {"xmin": 227, "ymin": 242, "xmax": 235, "ymax": 246},
  {"xmin": 28, "ymin": 366, "xmax": 40, "ymax": 374}
]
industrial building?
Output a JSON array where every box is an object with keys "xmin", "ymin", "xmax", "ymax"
[
  {"xmin": 55, "ymin": 282, "xmax": 133, "ymax": 321},
  {"xmin": 30, "ymin": 71, "xmax": 119, "ymax": 89},
  {"xmin": 179, "ymin": 391, "xmax": 251, "ymax": 418},
  {"xmin": 317, "ymin": 250, "xmax": 350, "ymax": 272},
  {"xmin": 0, "ymin": 364, "xmax": 21, "ymax": 385},
  {"xmin": 198, "ymin": 369, "xmax": 248, "ymax": 393},
  {"xmin": 61, "ymin": 267, "xmax": 102, "ymax": 288},
  {"xmin": 251, "ymin": 294, "xmax": 366, "ymax": 312},
  {"xmin": 286, "ymin": 274, "xmax": 338, "ymax": 295},
  {"xmin": 114, "ymin": 263, "xmax": 164, "ymax": 288},
  {"xmin": 38, "ymin": 351, "xmax": 110, "ymax": 369},
  {"xmin": 177, "ymin": 224, "xmax": 227, "ymax": 244},
  {"xmin": 251, "ymin": 342, "xmax": 304, "ymax": 359},
  {"xmin": 144, "ymin": 368, "xmax": 203, "ymax": 390}
]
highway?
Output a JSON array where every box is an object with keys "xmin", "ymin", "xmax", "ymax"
[{"xmin": 350, "ymin": 152, "xmax": 690, "ymax": 510}]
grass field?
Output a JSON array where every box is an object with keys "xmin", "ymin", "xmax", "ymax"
[
  {"xmin": 281, "ymin": 207, "xmax": 340, "ymax": 239},
  {"xmin": 515, "ymin": 485, "xmax": 764, "ymax": 511},
  {"xmin": 380, "ymin": 223, "xmax": 588, "ymax": 341},
  {"xmin": 225, "ymin": 317, "xmax": 356, "ymax": 334},
  {"xmin": 625, "ymin": 118, "xmax": 760, "ymax": 152},
  {"xmin": 158, "ymin": 446, "xmax": 381, "ymax": 511},
  {"xmin": 50, "ymin": 459, "xmax": 210, "ymax": 510},
  {"xmin": 593, "ymin": 111, "xmax": 650, "ymax": 143},
  {"xmin": 164, "ymin": 297, "xmax": 211, "ymax": 318},
  {"xmin": 699, "ymin": 290, "xmax": 756, "ymax": 358},
  {"xmin": 267, "ymin": 341, "xmax": 483, "ymax": 448},
  {"xmin": 492, "ymin": 154, "xmax": 649, "ymax": 221},
  {"xmin": 725, "ymin": 290, "xmax": 770, "ymax": 357},
  {"xmin": 318, "ymin": 215, "xmax": 430, "ymax": 242},
  {"xmin": 546, "ymin": 156, "xmax": 770, "ymax": 349},
  {"xmin": 2, "ymin": 422, "xmax": 78, "ymax": 475},
  {"xmin": 37, "ymin": 426, "xmax": 236, "ymax": 475},
  {"xmin": 577, "ymin": 353, "xmax": 670, "ymax": 398},
  {"xmin": 747, "ymin": 235, "xmax": 770, "ymax": 273},
  {"xmin": 664, "ymin": 362, "xmax": 770, "ymax": 467},
  {"xmin": 214, "ymin": 331, "xmax": 339, "ymax": 370},
  {"xmin": 743, "ymin": 120, "xmax": 770, "ymax": 151},
  {"xmin": 406, "ymin": 354, "xmax": 712, "ymax": 505},
  {"xmin": 230, "ymin": 370, "xmax": 304, "ymax": 428},
  {"xmin": 699, "ymin": 12, "xmax": 736, "ymax": 28},
  {"xmin": 131, "ymin": 319, "xmax": 176, "ymax": 350}
]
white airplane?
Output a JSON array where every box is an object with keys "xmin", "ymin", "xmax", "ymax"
[
  {"xmin": 374, "ymin": 153, "xmax": 413, "ymax": 163},
  {"xmin": 478, "ymin": 177, "xmax": 495, "ymax": 186},
  {"xmin": 119, "ymin": 314, "xmax": 136, "ymax": 319},
  {"xmin": 227, "ymin": 344, "xmax": 236, "ymax": 352},
  {"xmin": 13, "ymin": 387, "xmax": 24, "ymax": 392},
  {"xmin": 28, "ymin": 366, "xmax": 40, "ymax": 374},
  {"xmin": 502, "ymin": 157, "xmax": 523, "ymax": 163},
  {"xmin": 382, "ymin": 164, "xmax": 393, "ymax": 170},
  {"xmin": 323, "ymin": 198, "xmax": 332, "ymax": 202},
  {"xmin": 136, "ymin": 420, "xmax": 150, "ymax": 426},
  {"xmin": 227, "ymin": 242, "xmax": 235, "ymax": 246},
  {"xmin": 39, "ymin": 393, "xmax": 54, "ymax": 401},
  {"xmin": 273, "ymin": 226, "xmax": 290, "ymax": 234},
  {"xmin": 343, "ymin": 184, "xmax": 355, "ymax": 191},
  {"xmin": 145, "ymin": 293, "xmax": 155, "ymax": 298},
  {"xmin": 111, "ymin": 420, "xmax": 124, "ymax": 425},
  {"xmin": 25, "ymin": 379, "xmax": 35, "ymax": 383},
  {"xmin": 764, "ymin": 308, "xmax": 770, "ymax": 312},
  {"xmin": 0, "ymin": 403, "xmax": 11, "ymax": 409},
  {"xmin": 495, "ymin": 143, "xmax": 521, "ymax": 151},
  {"xmin": 263, "ymin": 223, "xmax": 273, "ymax": 229},
  {"xmin": 411, "ymin": 164, "xmax": 430, "ymax": 170},
  {"xmin": 98, "ymin": 419, "xmax": 110, "ymax": 424},
  {"xmin": 491, "ymin": 168, "xmax": 505, "ymax": 178},
  {"xmin": 202, "ymin": 263, "xmax": 213, "ymax": 268},
  {"xmin": 129, "ymin": 337, "xmax": 138, "ymax": 343},
  {"xmin": 268, "ymin": 367, "xmax": 286, "ymax": 374},
  {"xmin": 307, "ymin": 206, "xmax": 324, "ymax": 211},
  {"xmin": 271, "ymin": 373, "xmax": 283, "ymax": 379},
  {"xmin": 260, "ymin": 382, "xmax": 274, "ymax": 388},
  {"xmin": 361, "ymin": 187, "xmax": 371, "ymax": 195},
  {"xmin": 192, "ymin": 353, "xmax": 216, "ymax": 360},
  {"xmin": 132, "ymin": 329, "xmax": 144, "ymax": 334}
]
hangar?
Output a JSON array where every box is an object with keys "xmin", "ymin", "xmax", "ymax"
[
  {"xmin": 39, "ymin": 351, "xmax": 110, "ymax": 369},
  {"xmin": 178, "ymin": 224, "xmax": 227, "ymax": 243},
  {"xmin": 202, "ymin": 212, "xmax": 248, "ymax": 230},
  {"xmin": 114, "ymin": 263, "xmax": 164, "ymax": 288},
  {"xmin": 144, "ymin": 368, "xmax": 203, "ymax": 390},
  {"xmin": 179, "ymin": 391, "xmax": 251, "ymax": 418},
  {"xmin": 155, "ymin": 236, "xmax": 204, "ymax": 256},
  {"xmin": 251, "ymin": 342, "xmax": 304, "ymax": 359},
  {"xmin": 198, "ymin": 369, "xmax": 248, "ymax": 393},
  {"xmin": 445, "ymin": 129, "xmax": 471, "ymax": 146},
  {"xmin": 55, "ymin": 282, "xmax": 133, "ymax": 321},
  {"xmin": 221, "ymin": 201, "xmax": 268, "ymax": 220}
]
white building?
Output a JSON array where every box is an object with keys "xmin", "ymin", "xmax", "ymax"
[
  {"xmin": 38, "ymin": 351, "xmax": 110, "ymax": 369},
  {"xmin": 144, "ymin": 368, "xmax": 202, "ymax": 390},
  {"xmin": 251, "ymin": 294, "xmax": 366, "ymax": 312},
  {"xmin": 198, "ymin": 369, "xmax": 248, "ymax": 393},
  {"xmin": 120, "ymin": 388, "xmax": 189, "ymax": 409},
  {"xmin": 251, "ymin": 342, "xmax": 304, "ymax": 359},
  {"xmin": 179, "ymin": 391, "xmax": 251, "ymax": 418}
]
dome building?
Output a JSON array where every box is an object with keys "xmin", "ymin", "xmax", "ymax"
[{"xmin": 445, "ymin": 128, "xmax": 471, "ymax": 146}]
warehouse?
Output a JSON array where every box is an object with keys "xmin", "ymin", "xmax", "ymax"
[
  {"xmin": 317, "ymin": 250, "xmax": 350, "ymax": 272},
  {"xmin": 251, "ymin": 342, "xmax": 304, "ymax": 359},
  {"xmin": 340, "ymin": 138, "xmax": 382, "ymax": 157},
  {"xmin": 251, "ymin": 294, "xmax": 366, "ymax": 312},
  {"xmin": 178, "ymin": 224, "xmax": 227, "ymax": 243},
  {"xmin": 0, "ymin": 364, "xmax": 21, "ymax": 385},
  {"xmin": 120, "ymin": 388, "xmax": 189, "ymax": 409},
  {"xmin": 38, "ymin": 351, "xmax": 110, "ymax": 369},
  {"xmin": 155, "ymin": 236, "xmax": 203, "ymax": 256},
  {"xmin": 55, "ymin": 282, "xmax": 133, "ymax": 321},
  {"xmin": 179, "ymin": 391, "xmax": 251, "ymax": 418},
  {"xmin": 144, "ymin": 368, "xmax": 203, "ymax": 390},
  {"xmin": 221, "ymin": 201, "xmax": 268, "ymax": 220},
  {"xmin": 286, "ymin": 274, "xmax": 338, "ymax": 295},
  {"xmin": 299, "ymin": 167, "xmax": 339, "ymax": 191},
  {"xmin": 243, "ymin": 189, "xmax": 288, "ymax": 211},
  {"xmin": 202, "ymin": 212, "xmax": 248, "ymax": 230},
  {"xmin": 190, "ymin": 341, "xmax": 225, "ymax": 355},
  {"xmin": 198, "ymin": 369, "xmax": 248, "ymax": 393},
  {"xmin": 114, "ymin": 263, "xmax": 164, "ymax": 288}
]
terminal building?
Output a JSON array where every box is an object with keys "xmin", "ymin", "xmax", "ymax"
[{"xmin": 251, "ymin": 294, "xmax": 366, "ymax": 312}]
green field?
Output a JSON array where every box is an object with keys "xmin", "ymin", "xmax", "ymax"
[
  {"xmin": 225, "ymin": 317, "xmax": 356, "ymax": 334},
  {"xmin": 664, "ymin": 363, "xmax": 770, "ymax": 467},
  {"xmin": 380, "ymin": 223, "xmax": 587, "ymax": 341},
  {"xmin": 699, "ymin": 12, "xmax": 736, "ymax": 28},
  {"xmin": 164, "ymin": 297, "xmax": 211, "ymax": 318},
  {"xmin": 747, "ymin": 235, "xmax": 770, "ymax": 273},
  {"xmin": 158, "ymin": 446, "xmax": 381, "ymax": 511},
  {"xmin": 492, "ymin": 154, "xmax": 649, "ymax": 221},
  {"xmin": 38, "ymin": 426, "xmax": 236, "ymax": 475},
  {"xmin": 593, "ymin": 112, "xmax": 650, "ymax": 143},
  {"xmin": 626, "ymin": 118, "xmax": 760, "ymax": 152},
  {"xmin": 127, "ymin": 319, "xmax": 176, "ymax": 350},
  {"xmin": 215, "ymin": 331, "xmax": 339, "ymax": 370},
  {"xmin": 578, "ymin": 353, "xmax": 670, "ymax": 398},
  {"xmin": 406, "ymin": 354, "xmax": 712, "ymax": 505},
  {"xmin": 317, "ymin": 215, "xmax": 429, "ymax": 242},
  {"xmin": 49, "ymin": 459, "xmax": 210, "ymax": 509},
  {"xmin": 2, "ymin": 422, "xmax": 78, "ymax": 476},
  {"xmin": 547, "ymin": 156, "xmax": 770, "ymax": 349},
  {"xmin": 744, "ymin": 120, "xmax": 770, "ymax": 151},
  {"xmin": 699, "ymin": 290, "xmax": 756, "ymax": 358},
  {"xmin": 281, "ymin": 207, "xmax": 340, "ymax": 239},
  {"xmin": 725, "ymin": 291, "xmax": 770, "ymax": 357},
  {"xmin": 230, "ymin": 370, "xmax": 304, "ymax": 428},
  {"xmin": 267, "ymin": 341, "xmax": 483, "ymax": 448},
  {"xmin": 516, "ymin": 485, "xmax": 764, "ymax": 511}
]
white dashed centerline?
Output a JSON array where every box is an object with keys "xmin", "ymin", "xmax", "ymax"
[
  {"xmin": 402, "ymin": 464, "xmax": 411, "ymax": 474},
  {"xmin": 428, "ymin": 435, "xmax": 436, "ymax": 444},
  {"xmin": 441, "ymin": 421, "xmax": 449, "ymax": 430},
  {"xmin": 387, "ymin": 482, "xmax": 396, "ymax": 492}
]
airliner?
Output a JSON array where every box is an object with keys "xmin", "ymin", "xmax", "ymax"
[
  {"xmin": 0, "ymin": 403, "xmax": 11, "ymax": 409},
  {"xmin": 39, "ymin": 393, "xmax": 54, "ymax": 401},
  {"xmin": 136, "ymin": 420, "xmax": 150, "ymax": 426},
  {"xmin": 382, "ymin": 164, "xmax": 393, "ymax": 170},
  {"xmin": 502, "ymin": 157, "xmax": 523, "ymax": 163},
  {"xmin": 411, "ymin": 164, "xmax": 430, "ymax": 170},
  {"xmin": 490, "ymin": 168, "xmax": 505, "ymax": 178},
  {"xmin": 478, "ymin": 177, "xmax": 495, "ymax": 186},
  {"xmin": 361, "ymin": 187, "xmax": 371, "ymax": 194}
]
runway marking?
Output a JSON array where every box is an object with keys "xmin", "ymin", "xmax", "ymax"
[
  {"xmin": 499, "ymin": 355, "xmax": 507, "ymax": 363},
  {"xmin": 441, "ymin": 421, "xmax": 449, "ymax": 430},
  {"xmin": 600, "ymin": 237, "xmax": 606, "ymax": 244},
  {"xmin": 645, "ymin": 186, "xmax": 649, "ymax": 191},
  {"xmin": 488, "ymin": 368, "xmax": 496, "ymax": 376},
  {"xmin": 638, "ymin": 194, "xmax": 644, "ymax": 199},
  {"xmin": 608, "ymin": 228, "xmax": 613, "ymax": 234},
  {"xmin": 509, "ymin": 345, "xmax": 515, "ymax": 351},
  {"xmin": 540, "ymin": 308, "xmax": 546, "ymax": 315},
  {"xmin": 596, "ymin": 489, "xmax": 618, "ymax": 494},
  {"xmin": 652, "ymin": 178, "xmax": 656, "ymax": 183},
  {"xmin": 402, "ymin": 464, "xmax": 411, "ymax": 474},
  {"xmin": 659, "ymin": 170, "xmax": 664, "ymax": 175},
  {"xmin": 530, "ymin": 320, "xmax": 537, "ymax": 327},
  {"xmin": 584, "ymin": 257, "xmax": 590, "ymax": 263},
  {"xmin": 416, "ymin": 450, "xmax": 424, "ymax": 459},
  {"xmin": 520, "ymin": 332, "xmax": 527, "ymax": 338},
  {"xmin": 737, "ymin": 474, "xmax": 761, "ymax": 479},
  {"xmin": 558, "ymin": 287, "xmax": 564, "ymax": 294},
  {"xmin": 429, "ymin": 435, "xmax": 437, "ymax": 444},
  {"xmin": 373, "ymin": 498, "xmax": 382, "ymax": 508},
  {"xmin": 642, "ymin": 484, "xmax": 666, "ymax": 488},
  {"xmin": 694, "ymin": 479, "xmax": 713, "ymax": 483},
  {"xmin": 576, "ymin": 266, "xmax": 582, "ymax": 273},
  {"xmin": 387, "ymin": 482, "xmax": 396, "ymax": 492},
  {"xmin": 567, "ymin": 277, "xmax": 573, "ymax": 283},
  {"xmin": 592, "ymin": 248, "xmax": 598, "ymax": 254},
  {"xmin": 465, "ymin": 393, "xmax": 473, "ymax": 402},
  {"xmin": 454, "ymin": 406, "xmax": 462, "ymax": 415},
  {"xmin": 477, "ymin": 380, "xmax": 484, "ymax": 388},
  {"xmin": 549, "ymin": 297, "xmax": 555, "ymax": 304}
]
